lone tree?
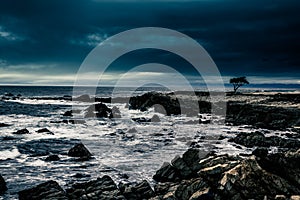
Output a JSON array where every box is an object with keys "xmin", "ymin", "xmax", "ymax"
[{"xmin": 230, "ymin": 76, "xmax": 249, "ymax": 93}]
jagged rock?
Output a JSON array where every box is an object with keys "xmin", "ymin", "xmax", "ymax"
[
  {"xmin": 252, "ymin": 147, "xmax": 268, "ymax": 157},
  {"xmin": 85, "ymin": 103, "xmax": 112, "ymax": 118},
  {"xmin": 132, "ymin": 117, "xmax": 151, "ymax": 123},
  {"xmin": 45, "ymin": 155, "xmax": 60, "ymax": 162},
  {"xmin": 62, "ymin": 110, "xmax": 72, "ymax": 117},
  {"xmin": 18, "ymin": 180, "xmax": 68, "ymax": 200},
  {"xmin": 0, "ymin": 123, "xmax": 11, "ymax": 127},
  {"xmin": 218, "ymin": 156, "xmax": 300, "ymax": 199},
  {"xmin": 111, "ymin": 106, "xmax": 121, "ymax": 118},
  {"xmin": 17, "ymin": 138, "xmax": 79, "ymax": 157},
  {"xmin": 290, "ymin": 195, "xmax": 300, "ymax": 200},
  {"xmin": 68, "ymin": 143, "xmax": 92, "ymax": 159},
  {"xmin": 153, "ymin": 162, "xmax": 181, "ymax": 182},
  {"xmin": 13, "ymin": 128, "xmax": 30, "ymax": 135},
  {"xmin": 171, "ymin": 156, "xmax": 194, "ymax": 179},
  {"xmin": 0, "ymin": 174, "xmax": 7, "ymax": 193},
  {"xmin": 36, "ymin": 128, "xmax": 54, "ymax": 135},
  {"xmin": 182, "ymin": 148, "xmax": 206, "ymax": 172},
  {"xmin": 256, "ymin": 148, "xmax": 300, "ymax": 187},
  {"xmin": 121, "ymin": 180, "xmax": 155, "ymax": 199},
  {"xmin": 127, "ymin": 128, "xmax": 137, "ymax": 133},
  {"xmin": 151, "ymin": 114, "xmax": 161, "ymax": 122},
  {"xmin": 72, "ymin": 94, "xmax": 91, "ymax": 102},
  {"xmin": 189, "ymin": 188, "xmax": 214, "ymax": 200},
  {"xmin": 66, "ymin": 175, "xmax": 125, "ymax": 199},
  {"xmin": 275, "ymin": 195, "xmax": 287, "ymax": 200},
  {"xmin": 229, "ymin": 131, "xmax": 300, "ymax": 148}
]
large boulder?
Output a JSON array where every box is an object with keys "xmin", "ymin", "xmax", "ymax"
[
  {"xmin": 66, "ymin": 175, "xmax": 125, "ymax": 199},
  {"xmin": 13, "ymin": 128, "xmax": 30, "ymax": 135},
  {"xmin": 0, "ymin": 174, "xmax": 7, "ymax": 193},
  {"xmin": 68, "ymin": 143, "xmax": 93, "ymax": 159},
  {"xmin": 218, "ymin": 156, "xmax": 300, "ymax": 200},
  {"xmin": 85, "ymin": 103, "xmax": 112, "ymax": 118},
  {"xmin": 229, "ymin": 131, "xmax": 300, "ymax": 149},
  {"xmin": 18, "ymin": 180, "xmax": 68, "ymax": 200},
  {"xmin": 120, "ymin": 180, "xmax": 155, "ymax": 200}
]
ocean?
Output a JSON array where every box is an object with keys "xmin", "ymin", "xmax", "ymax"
[{"xmin": 0, "ymin": 85, "xmax": 299, "ymax": 199}]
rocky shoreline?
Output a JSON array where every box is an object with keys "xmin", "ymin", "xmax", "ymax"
[
  {"xmin": 5, "ymin": 144, "xmax": 300, "ymax": 200},
  {"xmin": 1, "ymin": 91, "xmax": 300, "ymax": 199}
]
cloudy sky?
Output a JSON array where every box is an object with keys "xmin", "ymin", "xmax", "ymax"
[{"xmin": 0, "ymin": 0, "xmax": 299, "ymax": 86}]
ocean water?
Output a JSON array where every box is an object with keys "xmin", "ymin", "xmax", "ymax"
[{"xmin": 0, "ymin": 85, "xmax": 298, "ymax": 199}]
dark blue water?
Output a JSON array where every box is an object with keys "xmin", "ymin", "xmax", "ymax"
[{"xmin": 0, "ymin": 86, "xmax": 170, "ymax": 98}]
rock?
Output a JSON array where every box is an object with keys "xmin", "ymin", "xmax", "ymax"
[
  {"xmin": 4, "ymin": 93, "xmax": 14, "ymax": 97},
  {"xmin": 171, "ymin": 156, "xmax": 194, "ymax": 179},
  {"xmin": 68, "ymin": 143, "xmax": 92, "ymax": 159},
  {"xmin": 72, "ymin": 94, "xmax": 91, "ymax": 102},
  {"xmin": 252, "ymin": 147, "xmax": 268, "ymax": 157},
  {"xmin": 13, "ymin": 128, "xmax": 30, "ymax": 135},
  {"xmin": 45, "ymin": 155, "xmax": 60, "ymax": 162},
  {"xmin": 290, "ymin": 195, "xmax": 300, "ymax": 200},
  {"xmin": 229, "ymin": 131, "xmax": 300, "ymax": 149},
  {"xmin": 275, "ymin": 195, "xmax": 287, "ymax": 200},
  {"xmin": 219, "ymin": 156, "xmax": 300, "ymax": 199},
  {"xmin": 256, "ymin": 148, "xmax": 300, "ymax": 187},
  {"xmin": 17, "ymin": 138, "xmax": 79, "ymax": 157},
  {"xmin": 151, "ymin": 114, "xmax": 161, "ymax": 122},
  {"xmin": 66, "ymin": 175, "xmax": 125, "ymax": 199},
  {"xmin": 85, "ymin": 103, "xmax": 112, "ymax": 118},
  {"xmin": 0, "ymin": 123, "xmax": 11, "ymax": 127},
  {"xmin": 62, "ymin": 110, "xmax": 72, "ymax": 117},
  {"xmin": 18, "ymin": 180, "xmax": 68, "ymax": 200},
  {"xmin": 36, "ymin": 128, "xmax": 54, "ymax": 135},
  {"xmin": 127, "ymin": 128, "xmax": 137, "ymax": 133},
  {"xmin": 0, "ymin": 174, "xmax": 7, "ymax": 193},
  {"xmin": 153, "ymin": 162, "xmax": 181, "ymax": 183},
  {"xmin": 182, "ymin": 148, "xmax": 206, "ymax": 172},
  {"xmin": 189, "ymin": 188, "xmax": 214, "ymax": 200},
  {"xmin": 111, "ymin": 106, "xmax": 121, "ymax": 118},
  {"xmin": 121, "ymin": 180, "xmax": 155, "ymax": 199},
  {"xmin": 132, "ymin": 117, "xmax": 151, "ymax": 123}
]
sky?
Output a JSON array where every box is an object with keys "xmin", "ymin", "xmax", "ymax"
[{"xmin": 0, "ymin": 0, "xmax": 299, "ymax": 86}]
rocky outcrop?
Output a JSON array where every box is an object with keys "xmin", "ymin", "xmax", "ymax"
[
  {"xmin": 66, "ymin": 175, "xmax": 125, "ymax": 199},
  {"xmin": 229, "ymin": 131, "xmax": 300, "ymax": 149},
  {"xmin": 0, "ymin": 174, "xmax": 7, "ymax": 193},
  {"xmin": 17, "ymin": 148, "xmax": 300, "ymax": 200},
  {"xmin": 226, "ymin": 102, "xmax": 300, "ymax": 130},
  {"xmin": 36, "ymin": 128, "xmax": 54, "ymax": 135},
  {"xmin": 13, "ymin": 128, "xmax": 30, "ymax": 135},
  {"xmin": 18, "ymin": 180, "xmax": 67, "ymax": 200},
  {"xmin": 85, "ymin": 103, "xmax": 114, "ymax": 118},
  {"xmin": 129, "ymin": 92, "xmax": 211, "ymax": 116},
  {"xmin": 67, "ymin": 143, "xmax": 93, "ymax": 159}
]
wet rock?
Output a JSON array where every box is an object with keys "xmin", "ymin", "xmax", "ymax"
[
  {"xmin": 73, "ymin": 173, "xmax": 91, "ymax": 179},
  {"xmin": 36, "ymin": 128, "xmax": 54, "ymax": 135},
  {"xmin": 151, "ymin": 114, "xmax": 161, "ymax": 122},
  {"xmin": 252, "ymin": 147, "xmax": 268, "ymax": 157},
  {"xmin": 153, "ymin": 162, "xmax": 181, "ymax": 183},
  {"xmin": 18, "ymin": 180, "xmax": 68, "ymax": 200},
  {"xmin": 85, "ymin": 103, "xmax": 112, "ymax": 118},
  {"xmin": 13, "ymin": 128, "xmax": 30, "ymax": 135},
  {"xmin": 171, "ymin": 155, "xmax": 194, "ymax": 179},
  {"xmin": 72, "ymin": 94, "xmax": 91, "ymax": 102},
  {"xmin": 0, "ymin": 174, "xmax": 7, "ymax": 193},
  {"xmin": 62, "ymin": 110, "xmax": 72, "ymax": 117},
  {"xmin": 45, "ymin": 155, "xmax": 60, "ymax": 162},
  {"xmin": 121, "ymin": 180, "xmax": 155, "ymax": 200},
  {"xmin": 256, "ymin": 148, "xmax": 300, "ymax": 187},
  {"xmin": 229, "ymin": 131, "xmax": 300, "ymax": 149},
  {"xmin": 68, "ymin": 143, "xmax": 93, "ymax": 159},
  {"xmin": 17, "ymin": 138, "xmax": 79, "ymax": 157},
  {"xmin": 0, "ymin": 123, "xmax": 11, "ymax": 127},
  {"xmin": 132, "ymin": 117, "xmax": 151, "ymax": 123},
  {"xmin": 219, "ymin": 156, "xmax": 300, "ymax": 199},
  {"xmin": 66, "ymin": 175, "xmax": 125, "ymax": 199},
  {"xmin": 111, "ymin": 106, "xmax": 121, "ymax": 118},
  {"xmin": 182, "ymin": 148, "xmax": 206, "ymax": 172},
  {"xmin": 127, "ymin": 128, "xmax": 137, "ymax": 133},
  {"xmin": 226, "ymin": 102, "xmax": 300, "ymax": 130}
]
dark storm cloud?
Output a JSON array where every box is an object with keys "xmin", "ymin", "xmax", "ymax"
[{"xmin": 0, "ymin": 0, "xmax": 299, "ymax": 83}]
